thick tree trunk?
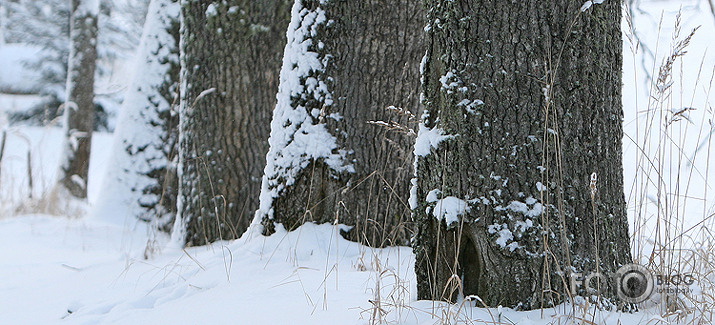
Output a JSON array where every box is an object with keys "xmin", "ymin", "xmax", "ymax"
[
  {"xmin": 94, "ymin": 0, "xmax": 179, "ymax": 229},
  {"xmin": 57, "ymin": 0, "xmax": 98, "ymax": 199},
  {"xmin": 414, "ymin": 0, "xmax": 631, "ymax": 309},
  {"xmin": 255, "ymin": 0, "xmax": 424, "ymax": 247},
  {"xmin": 177, "ymin": 0, "xmax": 290, "ymax": 246}
]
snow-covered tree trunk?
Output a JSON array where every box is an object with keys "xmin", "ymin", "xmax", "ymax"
[
  {"xmin": 413, "ymin": 0, "xmax": 631, "ymax": 308},
  {"xmin": 93, "ymin": 0, "xmax": 179, "ymax": 228},
  {"xmin": 56, "ymin": 0, "xmax": 99, "ymax": 199},
  {"xmin": 254, "ymin": 0, "xmax": 424, "ymax": 246},
  {"xmin": 176, "ymin": 0, "xmax": 291, "ymax": 246}
]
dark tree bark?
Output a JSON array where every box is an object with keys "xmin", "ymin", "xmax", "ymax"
[
  {"xmin": 94, "ymin": 0, "xmax": 179, "ymax": 230},
  {"xmin": 177, "ymin": 0, "xmax": 291, "ymax": 246},
  {"xmin": 56, "ymin": 0, "xmax": 98, "ymax": 199},
  {"xmin": 414, "ymin": 0, "xmax": 631, "ymax": 309},
  {"xmin": 255, "ymin": 0, "xmax": 424, "ymax": 247}
]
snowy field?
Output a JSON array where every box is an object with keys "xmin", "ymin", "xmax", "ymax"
[{"xmin": 1, "ymin": 1, "xmax": 714, "ymax": 324}]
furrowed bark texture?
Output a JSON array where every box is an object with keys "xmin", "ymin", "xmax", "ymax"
[
  {"xmin": 179, "ymin": 0, "xmax": 290, "ymax": 246},
  {"xmin": 414, "ymin": 0, "xmax": 631, "ymax": 309},
  {"xmin": 260, "ymin": 0, "xmax": 424, "ymax": 247},
  {"xmin": 58, "ymin": 0, "xmax": 98, "ymax": 199}
]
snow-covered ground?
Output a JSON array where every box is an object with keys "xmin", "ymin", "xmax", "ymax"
[
  {"xmin": 1, "ymin": 1, "xmax": 714, "ymax": 324},
  {"xmin": 0, "ymin": 126, "xmax": 112, "ymax": 205},
  {"xmin": 0, "ymin": 215, "xmax": 661, "ymax": 325}
]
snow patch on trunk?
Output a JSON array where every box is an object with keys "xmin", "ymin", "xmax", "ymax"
[
  {"xmin": 413, "ymin": 123, "xmax": 453, "ymax": 157},
  {"xmin": 425, "ymin": 189, "xmax": 470, "ymax": 226},
  {"xmin": 76, "ymin": 0, "xmax": 100, "ymax": 16},
  {"xmin": 430, "ymin": 196, "xmax": 469, "ymax": 225}
]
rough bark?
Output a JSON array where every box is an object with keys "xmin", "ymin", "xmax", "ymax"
[
  {"xmin": 256, "ymin": 0, "xmax": 424, "ymax": 247},
  {"xmin": 178, "ymin": 0, "xmax": 291, "ymax": 246},
  {"xmin": 57, "ymin": 0, "xmax": 98, "ymax": 199},
  {"xmin": 414, "ymin": 0, "xmax": 631, "ymax": 309}
]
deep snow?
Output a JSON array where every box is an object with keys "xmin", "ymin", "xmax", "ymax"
[{"xmin": 0, "ymin": 215, "xmax": 656, "ymax": 325}]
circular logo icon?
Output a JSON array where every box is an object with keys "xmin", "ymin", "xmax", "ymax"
[{"xmin": 616, "ymin": 263, "xmax": 654, "ymax": 303}]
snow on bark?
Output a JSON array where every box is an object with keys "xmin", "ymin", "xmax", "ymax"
[
  {"xmin": 426, "ymin": 190, "xmax": 470, "ymax": 226},
  {"xmin": 76, "ymin": 0, "xmax": 99, "ymax": 16},
  {"xmin": 580, "ymin": 0, "xmax": 605, "ymax": 12},
  {"xmin": 93, "ymin": 0, "xmax": 179, "ymax": 226},
  {"xmin": 413, "ymin": 123, "xmax": 453, "ymax": 157},
  {"xmin": 252, "ymin": 0, "xmax": 352, "ymax": 227}
]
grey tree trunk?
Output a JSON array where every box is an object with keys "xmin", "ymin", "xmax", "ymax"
[
  {"xmin": 414, "ymin": 0, "xmax": 631, "ymax": 309},
  {"xmin": 94, "ymin": 0, "xmax": 179, "ymax": 229},
  {"xmin": 0, "ymin": 5, "xmax": 6, "ymax": 45},
  {"xmin": 57, "ymin": 0, "xmax": 98, "ymax": 199},
  {"xmin": 177, "ymin": 0, "xmax": 291, "ymax": 246},
  {"xmin": 255, "ymin": 0, "xmax": 424, "ymax": 247}
]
